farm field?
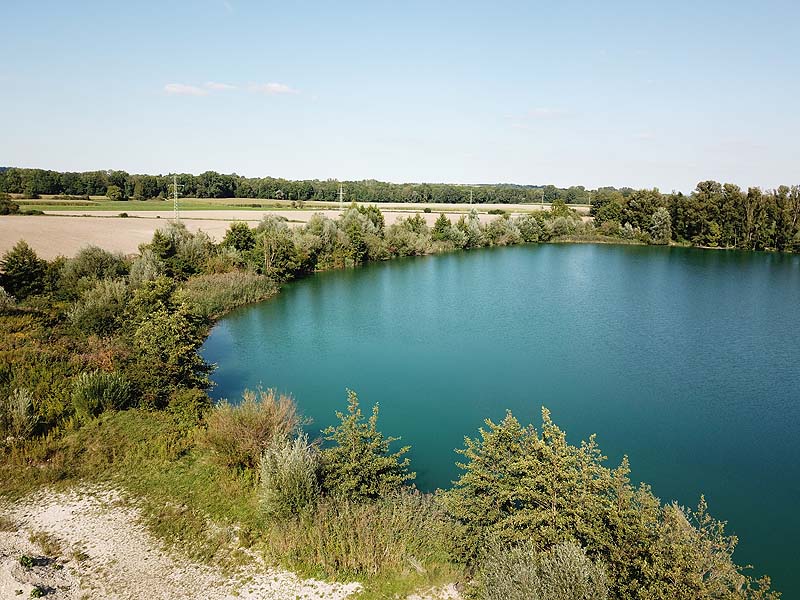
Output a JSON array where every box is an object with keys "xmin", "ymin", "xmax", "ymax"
[{"xmin": 1, "ymin": 207, "xmax": 518, "ymax": 259}]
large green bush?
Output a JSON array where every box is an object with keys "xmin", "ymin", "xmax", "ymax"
[
  {"xmin": 259, "ymin": 433, "xmax": 320, "ymax": 519},
  {"xmin": 59, "ymin": 245, "xmax": 129, "ymax": 298},
  {"xmin": 68, "ymin": 278, "xmax": 129, "ymax": 335},
  {"xmin": 71, "ymin": 371, "xmax": 132, "ymax": 420},
  {"xmin": 320, "ymin": 390, "xmax": 415, "ymax": 502},
  {"xmin": 0, "ymin": 241, "xmax": 46, "ymax": 299}
]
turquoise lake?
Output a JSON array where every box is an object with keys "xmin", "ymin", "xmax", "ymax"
[{"xmin": 202, "ymin": 244, "xmax": 800, "ymax": 595}]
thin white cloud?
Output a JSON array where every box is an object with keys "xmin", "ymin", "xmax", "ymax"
[
  {"xmin": 248, "ymin": 82, "xmax": 299, "ymax": 95},
  {"xmin": 223, "ymin": 0, "xmax": 233, "ymax": 12},
  {"xmin": 205, "ymin": 81, "xmax": 237, "ymax": 91},
  {"xmin": 526, "ymin": 107, "xmax": 569, "ymax": 119},
  {"xmin": 164, "ymin": 83, "xmax": 208, "ymax": 96}
]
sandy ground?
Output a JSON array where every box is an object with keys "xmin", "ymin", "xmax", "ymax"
[
  {"xmin": 0, "ymin": 210, "xmax": 498, "ymax": 259},
  {"xmin": 0, "ymin": 487, "xmax": 362, "ymax": 600}
]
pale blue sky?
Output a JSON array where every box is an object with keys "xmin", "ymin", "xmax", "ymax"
[{"xmin": 1, "ymin": 0, "xmax": 798, "ymax": 192}]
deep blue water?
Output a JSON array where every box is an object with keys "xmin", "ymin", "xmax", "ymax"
[{"xmin": 202, "ymin": 244, "xmax": 800, "ymax": 595}]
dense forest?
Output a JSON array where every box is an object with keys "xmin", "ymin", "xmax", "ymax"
[
  {"xmin": 2, "ymin": 167, "xmax": 798, "ymax": 252},
  {"xmin": 0, "ymin": 166, "xmax": 592, "ymax": 204},
  {"xmin": 0, "ymin": 205, "xmax": 782, "ymax": 598}
]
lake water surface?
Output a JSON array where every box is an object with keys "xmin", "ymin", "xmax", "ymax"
[{"xmin": 202, "ymin": 244, "xmax": 800, "ymax": 595}]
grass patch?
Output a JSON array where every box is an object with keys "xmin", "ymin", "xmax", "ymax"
[{"xmin": 29, "ymin": 530, "xmax": 63, "ymax": 557}]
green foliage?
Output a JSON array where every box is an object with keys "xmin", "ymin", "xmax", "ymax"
[
  {"xmin": 266, "ymin": 490, "xmax": 453, "ymax": 580},
  {"xmin": 649, "ymin": 207, "xmax": 672, "ymax": 245},
  {"xmin": 0, "ymin": 388, "xmax": 37, "ymax": 441},
  {"xmin": 445, "ymin": 409, "xmax": 779, "ymax": 600},
  {"xmin": 130, "ymin": 302, "xmax": 210, "ymax": 405},
  {"xmin": 474, "ymin": 540, "xmax": 608, "ymax": 600},
  {"xmin": 68, "ymin": 278, "xmax": 128, "ymax": 335},
  {"xmin": 106, "ymin": 184, "xmax": 123, "ymax": 200},
  {"xmin": 320, "ymin": 390, "xmax": 415, "ymax": 501},
  {"xmin": 0, "ymin": 192, "xmax": 19, "ymax": 215},
  {"xmin": 167, "ymin": 388, "xmax": 212, "ymax": 425},
  {"xmin": 259, "ymin": 433, "xmax": 320, "ymax": 519},
  {"xmin": 202, "ymin": 388, "xmax": 300, "ymax": 471},
  {"xmin": 59, "ymin": 245, "xmax": 129, "ymax": 298},
  {"xmin": 71, "ymin": 370, "xmax": 132, "ymax": 420},
  {"xmin": 174, "ymin": 271, "xmax": 277, "ymax": 319},
  {"xmin": 222, "ymin": 221, "xmax": 256, "ymax": 252},
  {"xmin": 0, "ymin": 241, "xmax": 46, "ymax": 299}
]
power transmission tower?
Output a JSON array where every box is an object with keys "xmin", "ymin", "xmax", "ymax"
[
  {"xmin": 170, "ymin": 174, "xmax": 183, "ymax": 221},
  {"xmin": 339, "ymin": 183, "xmax": 344, "ymax": 212},
  {"xmin": 470, "ymin": 189, "xmax": 473, "ymax": 204}
]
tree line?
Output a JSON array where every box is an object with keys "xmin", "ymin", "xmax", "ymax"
[
  {"xmin": 0, "ymin": 166, "xmax": 596, "ymax": 204},
  {"xmin": 591, "ymin": 183, "xmax": 800, "ymax": 252}
]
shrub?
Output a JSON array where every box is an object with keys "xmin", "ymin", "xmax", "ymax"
[
  {"xmin": 475, "ymin": 540, "xmax": 608, "ymax": 600},
  {"xmin": 68, "ymin": 278, "xmax": 128, "ymax": 335},
  {"xmin": 167, "ymin": 388, "xmax": 212, "ymax": 425},
  {"xmin": 71, "ymin": 371, "xmax": 132, "ymax": 420},
  {"xmin": 203, "ymin": 388, "xmax": 300, "ymax": 471},
  {"xmin": 59, "ymin": 245, "xmax": 129, "ymax": 297},
  {"xmin": 423, "ymin": 207, "xmax": 432, "ymax": 213},
  {"xmin": 0, "ymin": 286, "xmax": 15, "ymax": 312},
  {"xmin": 0, "ymin": 193, "xmax": 19, "ymax": 215},
  {"xmin": 130, "ymin": 302, "xmax": 210, "ymax": 404},
  {"xmin": 222, "ymin": 221, "xmax": 256, "ymax": 252},
  {"xmin": 128, "ymin": 249, "xmax": 164, "ymax": 288},
  {"xmin": 259, "ymin": 433, "xmax": 320, "ymax": 519},
  {"xmin": 487, "ymin": 208, "xmax": 506, "ymax": 215},
  {"xmin": 320, "ymin": 390, "xmax": 415, "ymax": 501},
  {"xmin": 0, "ymin": 388, "xmax": 37, "ymax": 441},
  {"xmin": 0, "ymin": 240, "xmax": 46, "ymax": 299}
]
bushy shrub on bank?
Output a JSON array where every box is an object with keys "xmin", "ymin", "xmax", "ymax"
[
  {"xmin": 474, "ymin": 540, "xmax": 608, "ymax": 600},
  {"xmin": 203, "ymin": 388, "xmax": 300, "ymax": 471},
  {"xmin": 259, "ymin": 433, "xmax": 319, "ymax": 519},
  {"xmin": 71, "ymin": 370, "xmax": 132, "ymax": 420}
]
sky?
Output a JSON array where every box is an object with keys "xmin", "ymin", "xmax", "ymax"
[{"xmin": 1, "ymin": 0, "xmax": 798, "ymax": 192}]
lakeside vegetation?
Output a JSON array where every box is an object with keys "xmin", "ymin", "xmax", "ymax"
[
  {"xmin": 2, "ymin": 167, "xmax": 799, "ymax": 253},
  {"xmin": 0, "ymin": 204, "xmax": 783, "ymax": 598}
]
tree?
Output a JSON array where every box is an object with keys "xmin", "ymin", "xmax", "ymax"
[
  {"xmin": 432, "ymin": 213, "xmax": 453, "ymax": 241},
  {"xmin": 131, "ymin": 302, "xmax": 211, "ymax": 405},
  {"xmin": 106, "ymin": 184, "xmax": 123, "ymax": 200},
  {"xmin": 0, "ymin": 193, "xmax": 19, "ymax": 215},
  {"xmin": 649, "ymin": 207, "xmax": 672, "ymax": 245},
  {"xmin": 0, "ymin": 241, "xmax": 46, "ymax": 299},
  {"xmin": 222, "ymin": 221, "xmax": 256, "ymax": 252},
  {"xmin": 320, "ymin": 390, "xmax": 415, "ymax": 501}
]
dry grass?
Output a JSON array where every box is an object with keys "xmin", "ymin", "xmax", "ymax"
[{"xmin": 202, "ymin": 388, "xmax": 301, "ymax": 471}]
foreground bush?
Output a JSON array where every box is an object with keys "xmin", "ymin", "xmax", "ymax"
[
  {"xmin": 203, "ymin": 388, "xmax": 300, "ymax": 471},
  {"xmin": 71, "ymin": 371, "xmax": 132, "ymax": 420},
  {"xmin": 259, "ymin": 433, "xmax": 319, "ymax": 519},
  {"xmin": 0, "ymin": 388, "xmax": 37, "ymax": 441},
  {"xmin": 320, "ymin": 390, "xmax": 415, "ymax": 501},
  {"xmin": 445, "ymin": 409, "xmax": 779, "ymax": 600},
  {"xmin": 474, "ymin": 540, "xmax": 608, "ymax": 600}
]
